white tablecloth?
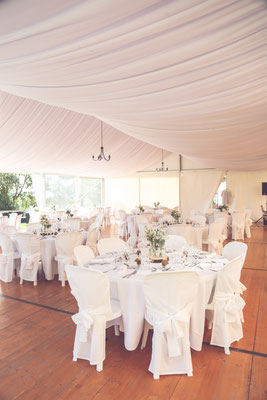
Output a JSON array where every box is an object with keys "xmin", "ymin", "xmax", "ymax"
[
  {"xmin": 165, "ymin": 224, "xmax": 209, "ymax": 249},
  {"xmin": 90, "ymin": 264, "xmax": 216, "ymax": 351}
]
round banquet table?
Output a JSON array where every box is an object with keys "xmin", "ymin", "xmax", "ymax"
[
  {"xmin": 90, "ymin": 263, "xmax": 216, "ymax": 352},
  {"xmin": 165, "ymin": 224, "xmax": 209, "ymax": 249}
]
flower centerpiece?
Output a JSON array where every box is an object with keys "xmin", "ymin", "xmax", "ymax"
[
  {"xmin": 145, "ymin": 226, "xmax": 166, "ymax": 260},
  {"xmin": 218, "ymin": 204, "xmax": 229, "ymax": 212},
  {"xmin": 66, "ymin": 209, "xmax": 74, "ymax": 217},
  {"xmin": 171, "ymin": 209, "xmax": 181, "ymax": 224},
  {"xmin": 138, "ymin": 205, "xmax": 145, "ymax": 213},
  {"xmin": 40, "ymin": 214, "xmax": 51, "ymax": 233},
  {"xmin": 154, "ymin": 201, "xmax": 160, "ymax": 209}
]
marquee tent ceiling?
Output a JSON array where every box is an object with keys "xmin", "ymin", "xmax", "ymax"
[{"xmin": 0, "ymin": 0, "xmax": 266, "ymax": 175}]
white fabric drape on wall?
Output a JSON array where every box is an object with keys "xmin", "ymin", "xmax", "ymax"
[
  {"xmin": 0, "ymin": 0, "xmax": 266, "ymax": 171},
  {"xmin": 227, "ymin": 171, "xmax": 267, "ymax": 220},
  {"xmin": 139, "ymin": 175, "xmax": 179, "ymax": 209},
  {"xmin": 180, "ymin": 170, "xmax": 224, "ymax": 219},
  {"xmin": 105, "ymin": 178, "xmax": 140, "ymax": 213}
]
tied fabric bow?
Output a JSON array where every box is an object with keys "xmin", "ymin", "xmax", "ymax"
[
  {"xmin": 146, "ymin": 305, "xmax": 191, "ymax": 357},
  {"xmin": 22, "ymin": 253, "xmax": 40, "ymax": 270},
  {"xmin": 216, "ymin": 293, "xmax": 245, "ymax": 323},
  {"xmin": 72, "ymin": 310, "xmax": 106, "ymax": 342}
]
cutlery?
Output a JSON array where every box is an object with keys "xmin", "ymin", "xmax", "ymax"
[{"xmin": 123, "ymin": 270, "xmax": 137, "ymax": 279}]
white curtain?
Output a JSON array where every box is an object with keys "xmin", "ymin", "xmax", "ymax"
[
  {"xmin": 105, "ymin": 178, "xmax": 139, "ymax": 213},
  {"xmin": 140, "ymin": 175, "xmax": 179, "ymax": 209},
  {"xmin": 227, "ymin": 171, "xmax": 267, "ymax": 220},
  {"xmin": 181, "ymin": 170, "xmax": 224, "ymax": 219}
]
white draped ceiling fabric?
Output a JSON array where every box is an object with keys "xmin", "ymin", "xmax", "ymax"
[{"xmin": 0, "ymin": 0, "xmax": 266, "ymax": 176}]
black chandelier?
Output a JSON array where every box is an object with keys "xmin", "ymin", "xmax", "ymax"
[
  {"xmin": 92, "ymin": 120, "xmax": 111, "ymax": 161},
  {"xmin": 156, "ymin": 149, "xmax": 168, "ymax": 171}
]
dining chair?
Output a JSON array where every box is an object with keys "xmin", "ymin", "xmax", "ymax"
[
  {"xmin": 222, "ymin": 241, "xmax": 248, "ymax": 294},
  {"xmin": 65, "ymin": 217, "xmax": 81, "ymax": 231},
  {"xmin": 104, "ymin": 207, "xmax": 111, "ymax": 227},
  {"xmin": 97, "ymin": 238, "xmax": 126, "ymax": 255},
  {"xmin": 74, "ymin": 245, "xmax": 95, "ymax": 267},
  {"xmin": 231, "ymin": 212, "xmax": 246, "ymax": 240},
  {"xmin": 65, "ymin": 265, "xmax": 121, "ymax": 372},
  {"xmin": 86, "ymin": 227, "xmax": 100, "ymax": 256},
  {"xmin": 26, "ymin": 222, "xmax": 41, "ymax": 234},
  {"xmin": 165, "ymin": 235, "xmax": 186, "ymax": 250},
  {"xmin": 15, "ymin": 232, "xmax": 41, "ymax": 286},
  {"xmin": 205, "ymin": 256, "xmax": 245, "ymax": 354},
  {"xmin": 244, "ymin": 209, "xmax": 252, "ymax": 238},
  {"xmin": 0, "ymin": 232, "xmax": 20, "ymax": 282},
  {"xmin": 117, "ymin": 210, "xmax": 128, "ymax": 238},
  {"xmin": 142, "ymin": 271, "xmax": 199, "ymax": 379},
  {"xmin": 2, "ymin": 226, "xmax": 17, "ymax": 236},
  {"xmin": 55, "ymin": 232, "xmax": 83, "ymax": 286},
  {"xmin": 202, "ymin": 219, "xmax": 225, "ymax": 255}
]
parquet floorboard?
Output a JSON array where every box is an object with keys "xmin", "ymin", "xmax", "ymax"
[{"xmin": 0, "ymin": 223, "xmax": 266, "ymax": 399}]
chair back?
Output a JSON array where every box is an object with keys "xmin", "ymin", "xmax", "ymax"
[
  {"xmin": 65, "ymin": 265, "xmax": 112, "ymax": 314},
  {"xmin": 97, "ymin": 238, "xmax": 126, "ymax": 255},
  {"xmin": 87, "ymin": 215, "xmax": 97, "ymax": 230},
  {"xmin": 166, "ymin": 235, "xmax": 186, "ymax": 250},
  {"xmin": 15, "ymin": 233, "xmax": 40, "ymax": 255},
  {"xmin": 143, "ymin": 271, "xmax": 199, "ymax": 315},
  {"xmin": 0, "ymin": 216, "xmax": 9, "ymax": 227},
  {"xmin": 0, "ymin": 232, "xmax": 14, "ymax": 253},
  {"xmin": 65, "ymin": 217, "xmax": 81, "ymax": 231},
  {"xmin": 136, "ymin": 215, "xmax": 149, "ymax": 224},
  {"xmin": 3, "ymin": 226, "xmax": 17, "ymax": 236},
  {"xmin": 74, "ymin": 245, "xmax": 95, "ymax": 267},
  {"xmin": 128, "ymin": 217, "xmax": 138, "ymax": 237},
  {"xmin": 86, "ymin": 227, "xmax": 99, "ymax": 255},
  {"xmin": 232, "ymin": 212, "xmax": 245, "ymax": 227},
  {"xmin": 8, "ymin": 213, "xmax": 17, "ymax": 226},
  {"xmin": 26, "ymin": 223, "xmax": 41, "ymax": 233},
  {"xmin": 15, "ymin": 214, "xmax": 22, "ymax": 230},
  {"xmin": 222, "ymin": 242, "xmax": 247, "ymax": 267},
  {"xmin": 118, "ymin": 210, "xmax": 127, "ymax": 222},
  {"xmin": 214, "ymin": 256, "xmax": 243, "ymax": 296},
  {"xmin": 208, "ymin": 219, "xmax": 224, "ymax": 241},
  {"xmin": 55, "ymin": 232, "xmax": 83, "ymax": 257}
]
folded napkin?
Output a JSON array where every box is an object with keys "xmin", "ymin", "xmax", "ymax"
[{"xmin": 89, "ymin": 257, "xmax": 114, "ymax": 264}]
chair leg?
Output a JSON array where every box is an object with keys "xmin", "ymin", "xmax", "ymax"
[
  {"xmin": 141, "ymin": 321, "xmax": 150, "ymax": 349},
  {"xmin": 20, "ymin": 278, "xmax": 23, "ymax": 284},
  {"xmin": 187, "ymin": 371, "xmax": 193, "ymax": 377},
  {"xmin": 61, "ymin": 279, "xmax": 65, "ymax": 287},
  {"xmin": 34, "ymin": 279, "xmax": 37, "ymax": 286},
  {"xmin": 73, "ymin": 356, "xmax": 77, "ymax": 362},
  {"xmin": 114, "ymin": 325, "xmax": 120, "ymax": 336},
  {"xmin": 96, "ymin": 362, "xmax": 103, "ymax": 372},
  {"xmin": 153, "ymin": 374, "xmax": 159, "ymax": 380},
  {"xmin": 224, "ymin": 347, "xmax": 230, "ymax": 355}
]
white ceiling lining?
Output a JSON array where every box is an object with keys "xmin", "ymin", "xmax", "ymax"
[{"xmin": 0, "ymin": 0, "xmax": 266, "ymax": 172}]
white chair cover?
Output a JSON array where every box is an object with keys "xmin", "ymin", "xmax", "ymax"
[
  {"xmin": 222, "ymin": 242, "xmax": 248, "ymax": 294},
  {"xmin": 214, "ymin": 211, "xmax": 229, "ymax": 240},
  {"xmin": 117, "ymin": 210, "xmax": 128, "ymax": 238},
  {"xmin": 97, "ymin": 238, "xmax": 126, "ymax": 255},
  {"xmin": 74, "ymin": 245, "xmax": 95, "ymax": 267},
  {"xmin": 143, "ymin": 271, "xmax": 199, "ymax": 378},
  {"xmin": 0, "ymin": 216, "xmax": 9, "ymax": 227},
  {"xmin": 86, "ymin": 227, "xmax": 99, "ymax": 256},
  {"xmin": 127, "ymin": 217, "xmax": 138, "ymax": 238},
  {"xmin": 165, "ymin": 235, "xmax": 186, "ymax": 251},
  {"xmin": 65, "ymin": 217, "xmax": 81, "ymax": 231},
  {"xmin": 8, "ymin": 213, "xmax": 17, "ymax": 226},
  {"xmin": 15, "ymin": 233, "xmax": 41, "ymax": 285},
  {"xmin": 244, "ymin": 209, "xmax": 252, "ymax": 238},
  {"xmin": 55, "ymin": 232, "xmax": 83, "ymax": 286},
  {"xmin": 26, "ymin": 222, "xmax": 41, "ymax": 234},
  {"xmin": 191, "ymin": 215, "xmax": 206, "ymax": 226},
  {"xmin": 104, "ymin": 207, "xmax": 111, "ymax": 227},
  {"xmin": 2, "ymin": 226, "xmax": 17, "ymax": 236},
  {"xmin": 0, "ymin": 232, "xmax": 20, "ymax": 282},
  {"xmin": 206, "ymin": 256, "xmax": 245, "ymax": 353},
  {"xmin": 65, "ymin": 265, "xmax": 121, "ymax": 371},
  {"xmin": 87, "ymin": 215, "xmax": 97, "ymax": 230},
  {"xmin": 231, "ymin": 212, "xmax": 245, "ymax": 240},
  {"xmin": 204, "ymin": 219, "xmax": 225, "ymax": 255},
  {"xmin": 137, "ymin": 222, "xmax": 151, "ymax": 239},
  {"xmin": 15, "ymin": 214, "xmax": 22, "ymax": 231}
]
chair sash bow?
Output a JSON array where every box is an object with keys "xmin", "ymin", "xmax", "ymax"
[
  {"xmin": 72, "ymin": 309, "xmax": 106, "ymax": 342},
  {"xmin": 146, "ymin": 305, "xmax": 191, "ymax": 357},
  {"xmin": 215, "ymin": 292, "xmax": 245, "ymax": 323},
  {"xmin": 21, "ymin": 252, "xmax": 40, "ymax": 270}
]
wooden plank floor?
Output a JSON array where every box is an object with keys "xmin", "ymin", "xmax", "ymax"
[{"xmin": 0, "ymin": 224, "xmax": 266, "ymax": 399}]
